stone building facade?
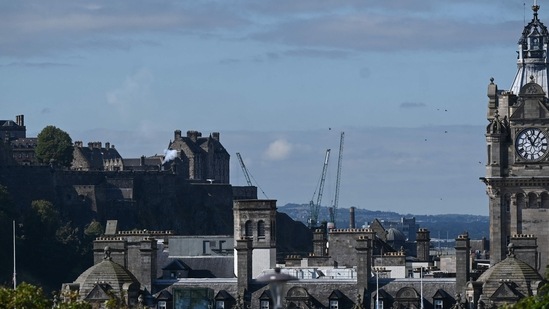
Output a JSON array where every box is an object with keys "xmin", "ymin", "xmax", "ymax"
[
  {"xmin": 0, "ymin": 115, "xmax": 37, "ymax": 165},
  {"xmin": 167, "ymin": 130, "xmax": 230, "ymax": 184}
]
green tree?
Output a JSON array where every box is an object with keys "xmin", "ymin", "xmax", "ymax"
[
  {"xmin": 27, "ymin": 200, "xmax": 61, "ymax": 237},
  {"xmin": 0, "ymin": 282, "xmax": 51, "ymax": 309},
  {"xmin": 35, "ymin": 125, "xmax": 73, "ymax": 167},
  {"xmin": 55, "ymin": 290, "xmax": 92, "ymax": 309},
  {"xmin": 84, "ymin": 219, "xmax": 103, "ymax": 237}
]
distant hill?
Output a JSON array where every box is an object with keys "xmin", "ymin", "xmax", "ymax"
[{"xmin": 278, "ymin": 203, "xmax": 489, "ymax": 241}]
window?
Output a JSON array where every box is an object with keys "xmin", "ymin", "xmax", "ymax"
[
  {"xmin": 158, "ymin": 301, "xmax": 167, "ymax": 309},
  {"xmin": 173, "ymin": 287, "xmax": 213, "ymax": 309},
  {"xmin": 517, "ymin": 194, "xmax": 526, "ymax": 209},
  {"xmin": 245, "ymin": 220, "xmax": 253, "ymax": 238},
  {"xmin": 434, "ymin": 299, "xmax": 443, "ymax": 309},
  {"xmin": 329, "ymin": 300, "xmax": 339, "ymax": 309},
  {"xmin": 260, "ymin": 300, "xmax": 270, "ymax": 309},
  {"xmin": 258, "ymin": 220, "xmax": 265, "ymax": 239},
  {"xmin": 215, "ymin": 300, "xmax": 225, "ymax": 309}
]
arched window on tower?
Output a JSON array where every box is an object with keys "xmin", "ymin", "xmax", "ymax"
[
  {"xmin": 517, "ymin": 193, "xmax": 526, "ymax": 209},
  {"xmin": 245, "ymin": 220, "xmax": 253, "ymax": 238},
  {"xmin": 258, "ymin": 220, "xmax": 265, "ymax": 240},
  {"xmin": 541, "ymin": 192, "xmax": 549, "ymax": 208},
  {"xmin": 529, "ymin": 192, "xmax": 539, "ymax": 208}
]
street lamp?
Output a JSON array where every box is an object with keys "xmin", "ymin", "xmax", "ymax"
[
  {"xmin": 256, "ymin": 268, "xmax": 297, "ymax": 309},
  {"xmin": 372, "ymin": 267, "xmax": 386, "ymax": 309}
]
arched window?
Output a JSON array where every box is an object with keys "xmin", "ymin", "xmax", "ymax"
[
  {"xmin": 541, "ymin": 192, "xmax": 549, "ymax": 208},
  {"xmin": 258, "ymin": 220, "xmax": 266, "ymax": 239},
  {"xmin": 517, "ymin": 193, "xmax": 526, "ymax": 209},
  {"xmin": 529, "ymin": 192, "xmax": 538, "ymax": 208},
  {"xmin": 245, "ymin": 220, "xmax": 253, "ymax": 238}
]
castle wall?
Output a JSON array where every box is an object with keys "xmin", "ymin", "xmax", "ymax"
[{"xmin": 0, "ymin": 165, "xmax": 235, "ymax": 236}]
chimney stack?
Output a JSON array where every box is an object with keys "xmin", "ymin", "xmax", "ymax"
[
  {"xmin": 350, "ymin": 207, "xmax": 356, "ymax": 229},
  {"xmin": 455, "ymin": 232, "xmax": 470, "ymax": 298},
  {"xmin": 416, "ymin": 228, "xmax": 431, "ymax": 262},
  {"xmin": 15, "ymin": 115, "xmax": 24, "ymax": 127},
  {"xmin": 187, "ymin": 130, "xmax": 199, "ymax": 142},
  {"xmin": 174, "ymin": 130, "xmax": 182, "ymax": 140}
]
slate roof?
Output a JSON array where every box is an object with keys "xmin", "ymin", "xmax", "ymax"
[
  {"xmin": 10, "ymin": 138, "xmax": 37, "ymax": 148},
  {"xmin": 477, "ymin": 252, "xmax": 542, "ymax": 298},
  {"xmin": 178, "ymin": 257, "xmax": 234, "ymax": 278},
  {"xmin": 74, "ymin": 254, "xmax": 139, "ymax": 299}
]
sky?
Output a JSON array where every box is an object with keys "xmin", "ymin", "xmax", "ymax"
[{"xmin": 0, "ymin": 0, "xmax": 538, "ymax": 216}]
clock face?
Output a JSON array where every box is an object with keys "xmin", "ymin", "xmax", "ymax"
[{"xmin": 516, "ymin": 128, "xmax": 549, "ymax": 161}]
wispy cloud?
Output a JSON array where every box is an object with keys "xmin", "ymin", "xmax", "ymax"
[
  {"xmin": 106, "ymin": 68, "xmax": 153, "ymax": 117},
  {"xmin": 0, "ymin": 62, "xmax": 71, "ymax": 68},
  {"xmin": 264, "ymin": 138, "xmax": 293, "ymax": 161},
  {"xmin": 400, "ymin": 102, "xmax": 426, "ymax": 109}
]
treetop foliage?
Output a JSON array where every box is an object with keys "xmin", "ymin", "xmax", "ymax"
[{"xmin": 35, "ymin": 125, "xmax": 73, "ymax": 167}]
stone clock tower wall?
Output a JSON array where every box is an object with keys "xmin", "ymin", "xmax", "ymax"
[
  {"xmin": 483, "ymin": 4, "xmax": 549, "ymax": 273},
  {"xmin": 483, "ymin": 81, "xmax": 549, "ymax": 273}
]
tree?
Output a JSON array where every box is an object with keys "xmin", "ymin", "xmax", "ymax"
[
  {"xmin": 0, "ymin": 282, "xmax": 51, "ymax": 309},
  {"xmin": 35, "ymin": 125, "xmax": 73, "ymax": 167}
]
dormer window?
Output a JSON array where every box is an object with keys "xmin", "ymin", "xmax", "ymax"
[
  {"xmin": 260, "ymin": 300, "xmax": 270, "ymax": 309},
  {"xmin": 528, "ymin": 26, "xmax": 543, "ymax": 52},
  {"xmin": 530, "ymin": 36, "xmax": 542, "ymax": 50}
]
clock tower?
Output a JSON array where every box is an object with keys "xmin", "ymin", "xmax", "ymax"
[{"xmin": 482, "ymin": 3, "xmax": 549, "ymax": 272}]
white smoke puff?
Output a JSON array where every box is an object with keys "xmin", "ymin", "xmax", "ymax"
[
  {"xmin": 264, "ymin": 139, "xmax": 292, "ymax": 161},
  {"xmin": 163, "ymin": 149, "xmax": 178, "ymax": 164}
]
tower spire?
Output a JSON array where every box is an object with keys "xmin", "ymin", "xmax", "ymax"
[{"xmin": 510, "ymin": 1, "xmax": 549, "ymax": 96}]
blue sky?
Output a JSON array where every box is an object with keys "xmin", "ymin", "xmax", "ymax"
[{"xmin": 0, "ymin": 1, "xmax": 536, "ymax": 215}]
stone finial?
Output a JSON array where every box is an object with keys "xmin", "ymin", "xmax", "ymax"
[{"xmin": 104, "ymin": 246, "xmax": 112, "ymax": 260}]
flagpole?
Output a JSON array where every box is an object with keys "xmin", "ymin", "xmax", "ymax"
[
  {"xmin": 420, "ymin": 266, "xmax": 423, "ymax": 309},
  {"xmin": 13, "ymin": 220, "xmax": 16, "ymax": 290}
]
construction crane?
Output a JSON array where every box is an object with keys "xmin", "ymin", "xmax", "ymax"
[
  {"xmin": 236, "ymin": 153, "xmax": 253, "ymax": 186},
  {"xmin": 236, "ymin": 152, "xmax": 269, "ymax": 198},
  {"xmin": 309, "ymin": 149, "xmax": 331, "ymax": 228},
  {"xmin": 330, "ymin": 132, "xmax": 344, "ymax": 225}
]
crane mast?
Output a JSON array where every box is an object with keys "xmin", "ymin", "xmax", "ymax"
[
  {"xmin": 236, "ymin": 152, "xmax": 253, "ymax": 186},
  {"xmin": 330, "ymin": 132, "xmax": 344, "ymax": 225},
  {"xmin": 309, "ymin": 149, "xmax": 331, "ymax": 228}
]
